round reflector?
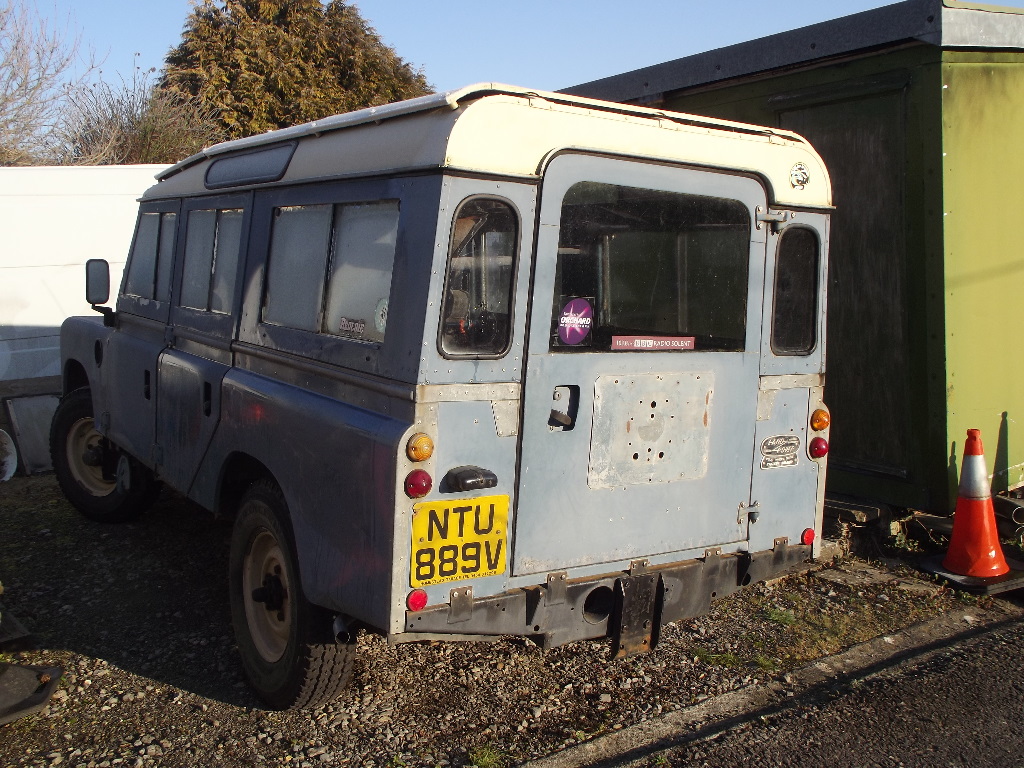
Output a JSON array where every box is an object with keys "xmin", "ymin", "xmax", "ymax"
[
  {"xmin": 801, "ymin": 528, "xmax": 816, "ymax": 546},
  {"xmin": 809, "ymin": 437, "xmax": 829, "ymax": 458},
  {"xmin": 810, "ymin": 409, "xmax": 831, "ymax": 431},
  {"xmin": 404, "ymin": 469, "xmax": 432, "ymax": 498},
  {"xmin": 406, "ymin": 432, "xmax": 434, "ymax": 462},
  {"xmin": 407, "ymin": 589, "xmax": 428, "ymax": 612}
]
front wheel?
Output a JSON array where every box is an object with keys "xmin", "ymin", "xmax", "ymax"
[
  {"xmin": 229, "ymin": 479, "xmax": 356, "ymax": 710},
  {"xmin": 49, "ymin": 388, "xmax": 157, "ymax": 523}
]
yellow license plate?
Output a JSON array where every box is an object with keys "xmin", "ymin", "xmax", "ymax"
[{"xmin": 410, "ymin": 495, "xmax": 509, "ymax": 587}]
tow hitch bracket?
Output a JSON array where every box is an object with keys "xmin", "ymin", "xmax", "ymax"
[{"xmin": 609, "ymin": 571, "xmax": 660, "ymax": 659}]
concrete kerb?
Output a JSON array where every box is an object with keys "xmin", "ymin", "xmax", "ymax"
[{"xmin": 521, "ymin": 571, "xmax": 1024, "ymax": 768}]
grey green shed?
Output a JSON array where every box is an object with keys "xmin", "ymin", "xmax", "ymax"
[{"xmin": 567, "ymin": 0, "xmax": 1024, "ymax": 513}]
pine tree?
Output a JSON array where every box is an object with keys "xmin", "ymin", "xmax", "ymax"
[{"xmin": 160, "ymin": 0, "xmax": 431, "ymax": 140}]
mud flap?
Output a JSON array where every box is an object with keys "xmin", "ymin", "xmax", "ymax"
[{"xmin": 609, "ymin": 571, "xmax": 661, "ymax": 659}]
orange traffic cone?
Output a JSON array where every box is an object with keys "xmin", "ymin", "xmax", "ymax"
[{"xmin": 942, "ymin": 429, "xmax": 1009, "ymax": 578}]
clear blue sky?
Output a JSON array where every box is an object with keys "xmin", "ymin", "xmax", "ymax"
[{"xmin": 48, "ymin": 0, "xmax": 1024, "ymax": 93}]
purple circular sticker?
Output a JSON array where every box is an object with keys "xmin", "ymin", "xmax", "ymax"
[{"xmin": 558, "ymin": 298, "xmax": 593, "ymax": 345}]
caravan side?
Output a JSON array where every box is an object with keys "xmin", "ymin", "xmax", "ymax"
[{"xmin": 0, "ymin": 166, "xmax": 162, "ymax": 472}]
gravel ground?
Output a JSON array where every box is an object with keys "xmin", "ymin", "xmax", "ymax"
[{"xmin": 0, "ymin": 474, "xmax": 982, "ymax": 768}]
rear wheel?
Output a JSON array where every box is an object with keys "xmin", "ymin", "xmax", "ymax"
[
  {"xmin": 229, "ymin": 479, "xmax": 356, "ymax": 710},
  {"xmin": 49, "ymin": 388, "xmax": 157, "ymax": 523}
]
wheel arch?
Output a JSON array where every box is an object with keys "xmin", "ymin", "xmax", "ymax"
[
  {"xmin": 218, "ymin": 452, "xmax": 278, "ymax": 519},
  {"xmin": 63, "ymin": 358, "xmax": 90, "ymax": 396}
]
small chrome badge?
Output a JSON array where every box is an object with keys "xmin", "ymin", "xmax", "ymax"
[{"xmin": 790, "ymin": 162, "xmax": 810, "ymax": 190}]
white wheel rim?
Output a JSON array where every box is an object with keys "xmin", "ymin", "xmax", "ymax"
[
  {"xmin": 242, "ymin": 526, "xmax": 291, "ymax": 663},
  {"xmin": 65, "ymin": 417, "xmax": 115, "ymax": 496}
]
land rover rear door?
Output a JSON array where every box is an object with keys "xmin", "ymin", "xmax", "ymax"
[{"xmin": 512, "ymin": 154, "xmax": 768, "ymax": 575}]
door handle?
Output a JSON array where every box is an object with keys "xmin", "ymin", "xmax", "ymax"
[
  {"xmin": 548, "ymin": 385, "xmax": 579, "ymax": 430},
  {"xmin": 549, "ymin": 407, "xmax": 573, "ymax": 426}
]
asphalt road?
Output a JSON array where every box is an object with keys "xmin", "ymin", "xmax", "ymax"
[{"xmin": 647, "ymin": 615, "xmax": 1024, "ymax": 768}]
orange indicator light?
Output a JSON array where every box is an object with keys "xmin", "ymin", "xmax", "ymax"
[
  {"xmin": 406, "ymin": 433, "xmax": 434, "ymax": 462},
  {"xmin": 810, "ymin": 409, "xmax": 830, "ymax": 431}
]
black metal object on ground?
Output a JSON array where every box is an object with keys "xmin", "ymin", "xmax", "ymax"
[
  {"xmin": 919, "ymin": 555, "xmax": 1024, "ymax": 595},
  {"xmin": 0, "ymin": 662, "xmax": 62, "ymax": 725}
]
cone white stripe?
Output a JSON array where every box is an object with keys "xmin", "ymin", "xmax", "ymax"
[{"xmin": 958, "ymin": 454, "xmax": 991, "ymax": 499}]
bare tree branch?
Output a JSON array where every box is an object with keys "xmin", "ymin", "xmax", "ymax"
[
  {"xmin": 0, "ymin": 1, "xmax": 95, "ymax": 165},
  {"xmin": 53, "ymin": 64, "xmax": 226, "ymax": 165}
]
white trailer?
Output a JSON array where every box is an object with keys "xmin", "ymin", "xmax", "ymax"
[{"xmin": 0, "ymin": 166, "xmax": 164, "ymax": 474}]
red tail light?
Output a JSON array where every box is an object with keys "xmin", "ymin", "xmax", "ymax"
[
  {"xmin": 404, "ymin": 469, "xmax": 432, "ymax": 498},
  {"xmin": 809, "ymin": 437, "xmax": 829, "ymax": 458},
  {"xmin": 801, "ymin": 528, "xmax": 816, "ymax": 546},
  {"xmin": 407, "ymin": 589, "xmax": 428, "ymax": 612}
]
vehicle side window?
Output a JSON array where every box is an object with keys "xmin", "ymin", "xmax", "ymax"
[
  {"xmin": 180, "ymin": 208, "xmax": 244, "ymax": 313},
  {"xmin": 323, "ymin": 201, "xmax": 399, "ymax": 342},
  {"xmin": 771, "ymin": 226, "xmax": 820, "ymax": 355},
  {"xmin": 124, "ymin": 212, "xmax": 177, "ymax": 301},
  {"xmin": 551, "ymin": 182, "xmax": 750, "ymax": 352},
  {"xmin": 439, "ymin": 198, "xmax": 518, "ymax": 357},
  {"xmin": 263, "ymin": 205, "xmax": 333, "ymax": 331},
  {"xmin": 262, "ymin": 200, "xmax": 400, "ymax": 342}
]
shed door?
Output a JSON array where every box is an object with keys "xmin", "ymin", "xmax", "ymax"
[{"xmin": 512, "ymin": 155, "xmax": 767, "ymax": 575}]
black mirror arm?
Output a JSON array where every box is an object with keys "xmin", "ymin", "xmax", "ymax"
[{"xmin": 91, "ymin": 304, "xmax": 116, "ymax": 327}]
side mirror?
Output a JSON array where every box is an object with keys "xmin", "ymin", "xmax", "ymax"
[
  {"xmin": 85, "ymin": 259, "xmax": 114, "ymax": 326},
  {"xmin": 85, "ymin": 259, "xmax": 110, "ymax": 305}
]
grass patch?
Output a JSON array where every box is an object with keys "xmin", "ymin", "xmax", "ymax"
[
  {"xmin": 765, "ymin": 608, "xmax": 797, "ymax": 626},
  {"xmin": 692, "ymin": 647, "xmax": 740, "ymax": 667},
  {"xmin": 468, "ymin": 745, "xmax": 507, "ymax": 768}
]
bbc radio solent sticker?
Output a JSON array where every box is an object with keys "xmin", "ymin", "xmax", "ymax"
[
  {"xmin": 558, "ymin": 298, "xmax": 594, "ymax": 345},
  {"xmin": 611, "ymin": 335, "xmax": 695, "ymax": 351}
]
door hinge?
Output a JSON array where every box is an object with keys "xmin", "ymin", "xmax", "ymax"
[
  {"xmin": 738, "ymin": 500, "xmax": 760, "ymax": 525},
  {"xmin": 755, "ymin": 207, "xmax": 792, "ymax": 232}
]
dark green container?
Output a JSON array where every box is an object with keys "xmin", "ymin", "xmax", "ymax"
[{"xmin": 568, "ymin": 0, "xmax": 1024, "ymax": 512}]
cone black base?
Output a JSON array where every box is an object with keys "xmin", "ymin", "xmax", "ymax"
[{"xmin": 920, "ymin": 554, "xmax": 1024, "ymax": 595}]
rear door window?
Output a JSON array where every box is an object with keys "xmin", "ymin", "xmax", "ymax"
[{"xmin": 550, "ymin": 182, "xmax": 750, "ymax": 352}]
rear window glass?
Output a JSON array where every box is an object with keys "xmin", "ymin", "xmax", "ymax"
[
  {"xmin": 551, "ymin": 183, "xmax": 750, "ymax": 352},
  {"xmin": 322, "ymin": 201, "xmax": 399, "ymax": 343},
  {"xmin": 262, "ymin": 201, "xmax": 399, "ymax": 342},
  {"xmin": 263, "ymin": 205, "xmax": 332, "ymax": 331},
  {"xmin": 439, "ymin": 198, "xmax": 518, "ymax": 357},
  {"xmin": 771, "ymin": 226, "xmax": 820, "ymax": 355}
]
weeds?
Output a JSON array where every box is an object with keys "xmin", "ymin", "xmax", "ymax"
[
  {"xmin": 692, "ymin": 647, "xmax": 740, "ymax": 667},
  {"xmin": 468, "ymin": 744, "xmax": 507, "ymax": 768},
  {"xmin": 765, "ymin": 608, "xmax": 797, "ymax": 625}
]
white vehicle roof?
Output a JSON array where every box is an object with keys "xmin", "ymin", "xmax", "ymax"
[{"xmin": 151, "ymin": 84, "xmax": 831, "ymax": 208}]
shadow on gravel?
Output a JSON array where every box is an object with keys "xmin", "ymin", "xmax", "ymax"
[
  {"xmin": 0, "ymin": 475, "xmax": 259, "ymax": 708},
  {"xmin": 573, "ymin": 608, "xmax": 1024, "ymax": 768}
]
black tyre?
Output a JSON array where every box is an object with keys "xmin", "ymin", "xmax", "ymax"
[
  {"xmin": 229, "ymin": 479, "xmax": 356, "ymax": 710},
  {"xmin": 49, "ymin": 387, "xmax": 158, "ymax": 523}
]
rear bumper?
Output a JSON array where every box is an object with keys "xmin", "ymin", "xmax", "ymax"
[{"xmin": 397, "ymin": 539, "xmax": 811, "ymax": 654}]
